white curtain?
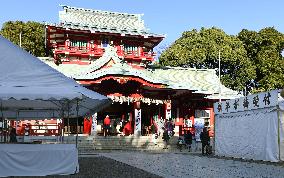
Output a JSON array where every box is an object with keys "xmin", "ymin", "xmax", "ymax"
[
  {"xmin": 279, "ymin": 110, "xmax": 284, "ymax": 161},
  {"xmin": 215, "ymin": 107, "xmax": 279, "ymax": 162},
  {"xmin": 0, "ymin": 144, "xmax": 79, "ymax": 177}
]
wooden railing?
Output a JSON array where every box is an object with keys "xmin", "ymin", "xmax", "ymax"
[{"xmin": 54, "ymin": 45, "xmax": 155, "ymax": 60}]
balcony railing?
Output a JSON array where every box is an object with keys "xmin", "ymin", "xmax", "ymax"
[
  {"xmin": 55, "ymin": 45, "xmax": 105, "ymax": 56},
  {"xmin": 124, "ymin": 51, "xmax": 156, "ymax": 60},
  {"xmin": 54, "ymin": 45, "xmax": 155, "ymax": 60}
]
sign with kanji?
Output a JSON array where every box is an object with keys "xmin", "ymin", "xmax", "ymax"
[
  {"xmin": 134, "ymin": 109, "xmax": 142, "ymax": 135},
  {"xmin": 213, "ymin": 90, "xmax": 278, "ymax": 114},
  {"xmin": 91, "ymin": 113, "xmax": 97, "ymax": 135}
]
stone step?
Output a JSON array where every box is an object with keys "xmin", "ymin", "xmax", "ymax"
[
  {"xmin": 65, "ymin": 136, "xmax": 180, "ymax": 153},
  {"xmin": 78, "ymin": 146, "xmax": 177, "ymax": 154}
]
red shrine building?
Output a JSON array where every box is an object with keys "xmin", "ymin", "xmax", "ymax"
[{"xmin": 38, "ymin": 5, "xmax": 239, "ymax": 137}]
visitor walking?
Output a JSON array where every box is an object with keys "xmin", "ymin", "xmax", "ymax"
[
  {"xmin": 177, "ymin": 136, "xmax": 184, "ymax": 152},
  {"xmin": 184, "ymin": 130, "xmax": 193, "ymax": 152},
  {"xmin": 162, "ymin": 128, "xmax": 170, "ymax": 149},
  {"xmin": 103, "ymin": 115, "xmax": 111, "ymax": 137},
  {"xmin": 151, "ymin": 123, "xmax": 158, "ymax": 145},
  {"xmin": 200, "ymin": 127, "xmax": 210, "ymax": 155},
  {"xmin": 9, "ymin": 127, "xmax": 17, "ymax": 143},
  {"xmin": 165, "ymin": 119, "xmax": 174, "ymax": 137}
]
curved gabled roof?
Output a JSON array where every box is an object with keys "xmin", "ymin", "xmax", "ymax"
[
  {"xmin": 55, "ymin": 5, "xmax": 164, "ymax": 38},
  {"xmin": 39, "ymin": 47, "xmax": 240, "ymax": 100}
]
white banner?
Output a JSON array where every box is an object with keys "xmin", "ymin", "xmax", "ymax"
[
  {"xmin": 214, "ymin": 90, "xmax": 278, "ymax": 114},
  {"xmin": 134, "ymin": 109, "xmax": 141, "ymax": 135},
  {"xmin": 215, "ymin": 108, "xmax": 279, "ymax": 162},
  {"xmin": 91, "ymin": 113, "xmax": 97, "ymax": 135},
  {"xmin": 165, "ymin": 110, "xmax": 171, "ymax": 120}
]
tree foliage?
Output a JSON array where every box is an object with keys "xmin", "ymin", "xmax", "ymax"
[
  {"xmin": 159, "ymin": 27, "xmax": 256, "ymax": 91},
  {"xmin": 238, "ymin": 27, "xmax": 284, "ymax": 92},
  {"xmin": 0, "ymin": 21, "xmax": 45, "ymax": 57}
]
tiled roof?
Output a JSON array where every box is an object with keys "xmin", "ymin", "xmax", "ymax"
[
  {"xmin": 38, "ymin": 47, "xmax": 240, "ymax": 100},
  {"xmin": 147, "ymin": 67, "xmax": 240, "ymax": 99},
  {"xmin": 54, "ymin": 5, "xmax": 164, "ymax": 37}
]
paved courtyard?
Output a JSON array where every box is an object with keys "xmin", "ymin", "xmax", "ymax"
[{"xmin": 99, "ymin": 151, "xmax": 284, "ymax": 178}]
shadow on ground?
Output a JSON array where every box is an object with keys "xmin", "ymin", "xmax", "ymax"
[{"xmin": 14, "ymin": 156, "xmax": 162, "ymax": 178}]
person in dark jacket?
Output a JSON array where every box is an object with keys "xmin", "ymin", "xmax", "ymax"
[
  {"xmin": 162, "ymin": 128, "xmax": 170, "ymax": 149},
  {"xmin": 200, "ymin": 127, "xmax": 210, "ymax": 155},
  {"xmin": 9, "ymin": 127, "xmax": 17, "ymax": 143},
  {"xmin": 184, "ymin": 130, "xmax": 193, "ymax": 152}
]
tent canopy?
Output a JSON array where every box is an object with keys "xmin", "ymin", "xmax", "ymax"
[
  {"xmin": 214, "ymin": 90, "xmax": 284, "ymax": 162},
  {"xmin": 0, "ymin": 35, "xmax": 110, "ymax": 119}
]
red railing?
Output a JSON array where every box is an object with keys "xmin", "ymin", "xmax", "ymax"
[
  {"xmin": 54, "ymin": 45, "xmax": 155, "ymax": 60},
  {"xmin": 124, "ymin": 51, "xmax": 156, "ymax": 60}
]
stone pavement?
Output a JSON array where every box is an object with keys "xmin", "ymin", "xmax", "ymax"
[{"xmin": 99, "ymin": 151, "xmax": 284, "ymax": 178}]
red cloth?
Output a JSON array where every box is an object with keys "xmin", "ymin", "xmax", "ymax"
[
  {"xmin": 83, "ymin": 117, "xmax": 91, "ymax": 134},
  {"xmin": 104, "ymin": 116, "xmax": 111, "ymax": 125},
  {"xmin": 123, "ymin": 122, "xmax": 131, "ymax": 136}
]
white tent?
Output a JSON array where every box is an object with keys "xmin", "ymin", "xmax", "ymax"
[
  {"xmin": 214, "ymin": 90, "xmax": 284, "ymax": 162},
  {"xmin": 0, "ymin": 35, "xmax": 110, "ymax": 119}
]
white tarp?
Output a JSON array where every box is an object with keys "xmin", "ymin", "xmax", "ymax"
[
  {"xmin": 214, "ymin": 90, "xmax": 284, "ymax": 162},
  {"xmin": 0, "ymin": 144, "xmax": 79, "ymax": 177},
  {"xmin": 279, "ymin": 101, "xmax": 284, "ymax": 161},
  {"xmin": 215, "ymin": 107, "xmax": 279, "ymax": 162},
  {"xmin": 0, "ymin": 35, "xmax": 110, "ymax": 118}
]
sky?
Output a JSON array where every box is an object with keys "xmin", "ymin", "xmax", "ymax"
[{"xmin": 0, "ymin": 0, "xmax": 284, "ymax": 48}]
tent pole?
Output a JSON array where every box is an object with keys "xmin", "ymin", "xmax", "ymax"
[
  {"xmin": 76, "ymin": 99, "xmax": 79, "ymax": 148},
  {"xmin": 61, "ymin": 107, "xmax": 64, "ymax": 144},
  {"xmin": 213, "ymin": 114, "xmax": 216, "ymax": 154},
  {"xmin": 277, "ymin": 108, "xmax": 281, "ymax": 161},
  {"xmin": 67, "ymin": 102, "xmax": 70, "ymax": 139},
  {"xmin": 0, "ymin": 101, "xmax": 4, "ymax": 143}
]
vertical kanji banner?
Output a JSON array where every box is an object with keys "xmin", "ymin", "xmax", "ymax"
[
  {"xmin": 91, "ymin": 113, "xmax": 97, "ymax": 135},
  {"xmin": 134, "ymin": 109, "xmax": 141, "ymax": 135}
]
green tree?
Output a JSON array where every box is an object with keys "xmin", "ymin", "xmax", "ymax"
[
  {"xmin": 159, "ymin": 27, "xmax": 256, "ymax": 91},
  {"xmin": 238, "ymin": 27, "xmax": 284, "ymax": 92},
  {"xmin": 0, "ymin": 21, "xmax": 45, "ymax": 57}
]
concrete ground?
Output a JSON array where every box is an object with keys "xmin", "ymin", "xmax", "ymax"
[
  {"xmin": 99, "ymin": 151, "xmax": 284, "ymax": 178},
  {"xmin": 15, "ymin": 151, "xmax": 284, "ymax": 178}
]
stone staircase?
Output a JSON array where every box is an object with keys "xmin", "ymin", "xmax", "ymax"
[{"xmin": 63, "ymin": 135, "xmax": 179, "ymax": 154}]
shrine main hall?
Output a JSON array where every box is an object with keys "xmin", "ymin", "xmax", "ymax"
[{"xmin": 38, "ymin": 5, "xmax": 239, "ymax": 136}]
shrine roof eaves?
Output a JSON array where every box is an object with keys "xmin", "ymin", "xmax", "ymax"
[
  {"xmin": 38, "ymin": 50, "xmax": 240, "ymax": 100},
  {"xmin": 54, "ymin": 5, "xmax": 164, "ymax": 38},
  {"xmin": 50, "ymin": 23, "xmax": 164, "ymax": 38}
]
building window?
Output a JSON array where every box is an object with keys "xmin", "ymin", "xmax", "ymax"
[
  {"xmin": 70, "ymin": 40, "xmax": 87, "ymax": 48},
  {"xmin": 123, "ymin": 44, "xmax": 139, "ymax": 53}
]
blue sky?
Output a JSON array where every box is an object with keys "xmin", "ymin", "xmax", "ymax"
[{"xmin": 0, "ymin": 0, "xmax": 283, "ymax": 47}]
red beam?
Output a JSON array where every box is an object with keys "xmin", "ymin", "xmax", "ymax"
[{"xmin": 78, "ymin": 76, "xmax": 165, "ymax": 88}]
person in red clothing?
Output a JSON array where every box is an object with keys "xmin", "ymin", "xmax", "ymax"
[{"xmin": 103, "ymin": 115, "xmax": 111, "ymax": 137}]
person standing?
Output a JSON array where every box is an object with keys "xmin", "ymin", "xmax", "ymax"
[
  {"xmin": 200, "ymin": 127, "xmax": 210, "ymax": 155},
  {"xmin": 162, "ymin": 128, "xmax": 170, "ymax": 149},
  {"xmin": 165, "ymin": 119, "xmax": 174, "ymax": 137},
  {"xmin": 103, "ymin": 115, "xmax": 111, "ymax": 137},
  {"xmin": 184, "ymin": 130, "xmax": 193, "ymax": 152},
  {"xmin": 177, "ymin": 137, "xmax": 184, "ymax": 152},
  {"xmin": 151, "ymin": 123, "xmax": 157, "ymax": 145},
  {"xmin": 9, "ymin": 127, "xmax": 17, "ymax": 143}
]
